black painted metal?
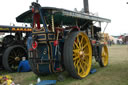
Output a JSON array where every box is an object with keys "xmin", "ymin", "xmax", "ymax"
[{"xmin": 83, "ymin": 0, "xmax": 89, "ymax": 13}]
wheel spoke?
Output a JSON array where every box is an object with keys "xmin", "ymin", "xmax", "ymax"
[
  {"xmin": 82, "ymin": 54, "xmax": 89, "ymax": 62},
  {"xmin": 102, "ymin": 52, "xmax": 105, "ymax": 57},
  {"xmin": 20, "ymin": 54, "xmax": 25, "ymax": 57},
  {"xmin": 74, "ymin": 60, "xmax": 77, "ymax": 68},
  {"xmin": 77, "ymin": 63, "xmax": 80, "ymax": 74},
  {"xmin": 80, "ymin": 62, "xmax": 85, "ymax": 73},
  {"xmin": 102, "ymin": 49, "xmax": 105, "ymax": 55},
  {"xmin": 73, "ymin": 49, "xmax": 80, "ymax": 53},
  {"xmin": 73, "ymin": 56, "xmax": 79, "ymax": 60},
  {"xmin": 18, "ymin": 49, "xmax": 25, "ymax": 57},
  {"xmin": 74, "ymin": 41, "xmax": 79, "ymax": 49},
  {"xmin": 75, "ymin": 59, "xmax": 80, "ymax": 71},
  {"xmin": 8, "ymin": 59, "xmax": 13, "ymax": 62},
  {"xmin": 84, "ymin": 61, "xmax": 88, "ymax": 69},
  {"xmin": 12, "ymin": 50, "xmax": 17, "ymax": 57},
  {"xmin": 17, "ymin": 50, "xmax": 21, "ymax": 57},
  {"xmin": 76, "ymin": 59, "xmax": 80, "ymax": 65},
  {"xmin": 83, "ymin": 57, "xmax": 89, "ymax": 65},
  {"xmin": 83, "ymin": 62, "xmax": 87, "ymax": 71},
  {"xmin": 17, "ymin": 49, "xmax": 23, "ymax": 57},
  {"xmin": 84, "ymin": 53, "xmax": 89, "ymax": 57},
  {"xmin": 16, "ymin": 50, "xmax": 19, "ymax": 57},
  {"xmin": 82, "ymin": 43, "xmax": 88, "ymax": 49},
  {"xmin": 9, "ymin": 56, "xmax": 14, "ymax": 59},
  {"xmin": 80, "ymin": 36, "xmax": 84, "ymax": 45},
  {"xmin": 77, "ymin": 36, "xmax": 81, "ymax": 49},
  {"xmin": 73, "ymin": 53, "xmax": 76, "ymax": 56},
  {"xmin": 104, "ymin": 52, "xmax": 107, "ymax": 57},
  {"xmin": 73, "ymin": 51, "xmax": 79, "ymax": 56},
  {"xmin": 81, "ymin": 59, "xmax": 88, "ymax": 68},
  {"xmin": 9, "ymin": 60, "xmax": 15, "ymax": 64},
  {"xmin": 102, "ymin": 57, "xmax": 105, "ymax": 62}
]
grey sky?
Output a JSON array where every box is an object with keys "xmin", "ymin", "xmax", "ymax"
[{"xmin": 0, "ymin": 0, "xmax": 128, "ymax": 36}]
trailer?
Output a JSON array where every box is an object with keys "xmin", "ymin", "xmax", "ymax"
[
  {"xmin": 0, "ymin": 25, "xmax": 31, "ymax": 72},
  {"xmin": 16, "ymin": 1, "xmax": 111, "ymax": 79}
]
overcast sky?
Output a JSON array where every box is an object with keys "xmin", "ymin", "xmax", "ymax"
[{"xmin": 0, "ymin": 0, "xmax": 128, "ymax": 36}]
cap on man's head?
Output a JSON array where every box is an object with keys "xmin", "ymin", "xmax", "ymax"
[{"xmin": 22, "ymin": 57, "xmax": 26, "ymax": 61}]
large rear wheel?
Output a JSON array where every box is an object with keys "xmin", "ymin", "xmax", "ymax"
[
  {"xmin": 64, "ymin": 31, "xmax": 92, "ymax": 79},
  {"xmin": 2, "ymin": 45, "xmax": 27, "ymax": 72}
]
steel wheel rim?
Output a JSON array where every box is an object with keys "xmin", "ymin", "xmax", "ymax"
[
  {"xmin": 73, "ymin": 32, "xmax": 92, "ymax": 78},
  {"xmin": 101, "ymin": 45, "xmax": 108, "ymax": 66}
]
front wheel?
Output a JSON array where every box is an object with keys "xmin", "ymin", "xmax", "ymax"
[
  {"xmin": 99, "ymin": 44, "xmax": 109, "ymax": 67},
  {"xmin": 64, "ymin": 31, "xmax": 92, "ymax": 79}
]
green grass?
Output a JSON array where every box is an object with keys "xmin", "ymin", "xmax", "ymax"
[{"xmin": 1, "ymin": 45, "xmax": 128, "ymax": 85}]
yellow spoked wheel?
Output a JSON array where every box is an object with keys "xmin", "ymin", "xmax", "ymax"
[
  {"xmin": 99, "ymin": 44, "xmax": 109, "ymax": 67},
  {"xmin": 64, "ymin": 31, "xmax": 92, "ymax": 79}
]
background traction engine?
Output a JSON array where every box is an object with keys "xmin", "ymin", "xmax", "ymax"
[
  {"xmin": 0, "ymin": 25, "xmax": 32, "ymax": 72},
  {"xmin": 16, "ymin": 1, "xmax": 111, "ymax": 79}
]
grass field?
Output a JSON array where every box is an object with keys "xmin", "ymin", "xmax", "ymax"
[{"xmin": 0, "ymin": 45, "xmax": 128, "ymax": 85}]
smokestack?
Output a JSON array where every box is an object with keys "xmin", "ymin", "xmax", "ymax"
[{"xmin": 83, "ymin": 0, "xmax": 89, "ymax": 13}]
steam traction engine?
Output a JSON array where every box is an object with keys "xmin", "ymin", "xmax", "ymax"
[
  {"xmin": 0, "ymin": 25, "xmax": 31, "ymax": 72},
  {"xmin": 16, "ymin": 1, "xmax": 111, "ymax": 79}
]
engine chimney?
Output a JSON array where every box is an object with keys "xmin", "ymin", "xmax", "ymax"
[{"xmin": 83, "ymin": 0, "xmax": 89, "ymax": 13}]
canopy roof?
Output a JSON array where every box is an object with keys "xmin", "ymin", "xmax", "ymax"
[{"xmin": 16, "ymin": 7, "xmax": 111, "ymax": 26}]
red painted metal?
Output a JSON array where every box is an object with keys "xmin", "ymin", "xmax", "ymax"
[{"xmin": 32, "ymin": 41, "xmax": 38, "ymax": 49}]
